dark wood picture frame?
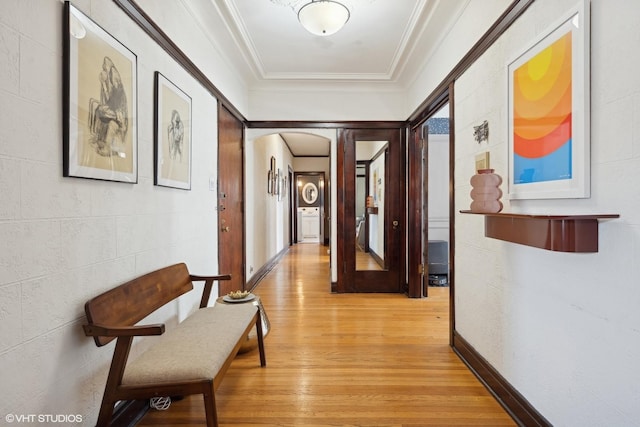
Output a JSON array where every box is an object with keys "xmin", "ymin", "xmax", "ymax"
[
  {"xmin": 63, "ymin": 1, "xmax": 138, "ymax": 183},
  {"xmin": 154, "ymin": 71, "xmax": 192, "ymax": 190},
  {"xmin": 268, "ymin": 156, "xmax": 276, "ymax": 194}
]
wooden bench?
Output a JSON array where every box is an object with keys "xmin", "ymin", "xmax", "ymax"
[{"xmin": 83, "ymin": 263, "xmax": 266, "ymax": 427}]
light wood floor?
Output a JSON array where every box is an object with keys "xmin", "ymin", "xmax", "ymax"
[
  {"xmin": 138, "ymin": 243, "xmax": 515, "ymax": 426},
  {"xmin": 355, "ymin": 249, "xmax": 383, "ymax": 271}
]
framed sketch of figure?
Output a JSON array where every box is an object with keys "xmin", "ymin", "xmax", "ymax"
[
  {"xmin": 154, "ymin": 72, "xmax": 192, "ymax": 190},
  {"xmin": 63, "ymin": 1, "xmax": 138, "ymax": 183}
]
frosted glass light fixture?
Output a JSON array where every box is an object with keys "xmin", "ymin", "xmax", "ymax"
[{"xmin": 298, "ymin": 0, "xmax": 350, "ymax": 36}]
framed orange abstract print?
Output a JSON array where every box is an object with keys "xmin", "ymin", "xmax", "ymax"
[{"xmin": 507, "ymin": 0, "xmax": 590, "ymax": 200}]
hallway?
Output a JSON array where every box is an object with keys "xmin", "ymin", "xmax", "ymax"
[{"xmin": 139, "ymin": 243, "xmax": 515, "ymax": 426}]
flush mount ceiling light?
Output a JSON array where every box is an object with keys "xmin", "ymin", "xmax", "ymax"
[{"xmin": 298, "ymin": 0, "xmax": 350, "ymax": 36}]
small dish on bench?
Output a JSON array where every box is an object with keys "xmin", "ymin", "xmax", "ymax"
[{"xmin": 223, "ymin": 290, "xmax": 255, "ymax": 303}]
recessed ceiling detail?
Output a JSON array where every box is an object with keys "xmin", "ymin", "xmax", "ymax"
[{"xmin": 210, "ymin": 0, "xmax": 468, "ymax": 84}]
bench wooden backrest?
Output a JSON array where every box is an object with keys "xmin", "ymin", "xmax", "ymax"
[{"xmin": 85, "ymin": 263, "xmax": 193, "ymax": 346}]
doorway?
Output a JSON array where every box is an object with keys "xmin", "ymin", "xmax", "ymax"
[
  {"xmin": 288, "ymin": 166, "xmax": 294, "ymax": 246},
  {"xmin": 294, "ymin": 172, "xmax": 326, "ymax": 244},
  {"xmin": 407, "ymin": 98, "xmax": 452, "ymax": 298},
  {"xmin": 423, "ymin": 104, "xmax": 451, "ymax": 295},
  {"xmin": 335, "ymin": 128, "xmax": 405, "ymax": 293},
  {"xmin": 217, "ymin": 105, "xmax": 245, "ymax": 295}
]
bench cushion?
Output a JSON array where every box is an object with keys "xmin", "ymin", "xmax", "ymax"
[{"xmin": 122, "ymin": 303, "xmax": 258, "ymax": 386}]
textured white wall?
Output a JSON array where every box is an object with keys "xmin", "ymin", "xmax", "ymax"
[
  {"xmin": 454, "ymin": 0, "xmax": 640, "ymax": 425},
  {"xmin": 0, "ymin": 0, "xmax": 221, "ymax": 423}
]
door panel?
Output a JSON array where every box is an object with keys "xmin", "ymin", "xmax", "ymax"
[
  {"xmin": 218, "ymin": 105, "xmax": 244, "ymax": 295},
  {"xmin": 421, "ymin": 126, "xmax": 429, "ymax": 296},
  {"xmin": 408, "ymin": 99, "xmax": 452, "ymax": 300},
  {"xmin": 407, "ymin": 127, "xmax": 427, "ymax": 297},
  {"xmin": 336, "ymin": 128, "xmax": 405, "ymax": 293}
]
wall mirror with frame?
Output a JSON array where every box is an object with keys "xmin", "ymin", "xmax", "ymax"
[
  {"xmin": 302, "ymin": 182, "xmax": 319, "ymax": 204},
  {"xmin": 355, "ymin": 140, "xmax": 388, "ymax": 271}
]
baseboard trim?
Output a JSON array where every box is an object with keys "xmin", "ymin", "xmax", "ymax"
[
  {"xmin": 246, "ymin": 247, "xmax": 289, "ymax": 291},
  {"xmin": 452, "ymin": 331, "xmax": 551, "ymax": 427},
  {"xmin": 110, "ymin": 399, "xmax": 148, "ymax": 427},
  {"xmin": 369, "ymin": 248, "xmax": 385, "ymax": 269}
]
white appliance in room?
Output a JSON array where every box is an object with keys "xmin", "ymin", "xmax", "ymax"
[{"xmin": 298, "ymin": 207, "xmax": 320, "ymax": 242}]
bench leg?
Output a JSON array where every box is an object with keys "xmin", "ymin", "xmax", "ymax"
[
  {"xmin": 95, "ymin": 336, "xmax": 132, "ymax": 427},
  {"xmin": 203, "ymin": 382, "xmax": 218, "ymax": 427},
  {"xmin": 95, "ymin": 398, "xmax": 115, "ymax": 427},
  {"xmin": 256, "ymin": 311, "xmax": 266, "ymax": 367}
]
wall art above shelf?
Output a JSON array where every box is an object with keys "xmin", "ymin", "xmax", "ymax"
[{"xmin": 459, "ymin": 211, "xmax": 620, "ymax": 253}]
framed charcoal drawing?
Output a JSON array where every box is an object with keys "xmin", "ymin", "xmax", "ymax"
[
  {"xmin": 268, "ymin": 156, "xmax": 276, "ymax": 194},
  {"xmin": 507, "ymin": 0, "xmax": 590, "ymax": 200},
  {"xmin": 63, "ymin": 1, "xmax": 138, "ymax": 183},
  {"xmin": 154, "ymin": 72, "xmax": 192, "ymax": 190}
]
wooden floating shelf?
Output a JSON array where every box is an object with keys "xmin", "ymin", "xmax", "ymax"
[
  {"xmin": 459, "ymin": 211, "xmax": 620, "ymax": 253},
  {"xmin": 366, "ymin": 207, "xmax": 379, "ymax": 215}
]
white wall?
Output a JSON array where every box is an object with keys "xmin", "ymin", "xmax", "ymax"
[
  {"xmin": 406, "ymin": 0, "xmax": 512, "ymax": 115},
  {"xmin": 454, "ymin": 0, "xmax": 640, "ymax": 425},
  {"xmin": 293, "ymin": 157, "xmax": 330, "ymax": 179},
  {"xmin": 249, "ymin": 82, "xmax": 408, "ymax": 121},
  {"xmin": 136, "ymin": 0, "xmax": 250, "ymax": 116},
  {"xmin": 244, "ymin": 131, "xmax": 294, "ymax": 280},
  {"xmin": 428, "ymin": 134, "xmax": 450, "ymax": 243},
  {"xmin": 0, "ymin": 0, "xmax": 223, "ymax": 423}
]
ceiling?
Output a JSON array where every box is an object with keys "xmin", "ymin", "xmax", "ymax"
[
  {"xmin": 206, "ymin": 0, "xmax": 469, "ymax": 86},
  {"xmin": 280, "ymin": 132, "xmax": 332, "ymax": 156},
  {"xmin": 186, "ymin": 0, "xmax": 469, "ymax": 155}
]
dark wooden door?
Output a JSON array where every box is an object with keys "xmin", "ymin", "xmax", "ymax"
[
  {"xmin": 218, "ymin": 105, "xmax": 244, "ymax": 295},
  {"xmin": 407, "ymin": 126, "xmax": 427, "ymax": 297},
  {"xmin": 336, "ymin": 128, "xmax": 405, "ymax": 293}
]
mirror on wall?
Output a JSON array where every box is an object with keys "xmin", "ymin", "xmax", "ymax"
[
  {"xmin": 355, "ymin": 140, "xmax": 388, "ymax": 271},
  {"xmin": 302, "ymin": 182, "xmax": 319, "ymax": 204}
]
